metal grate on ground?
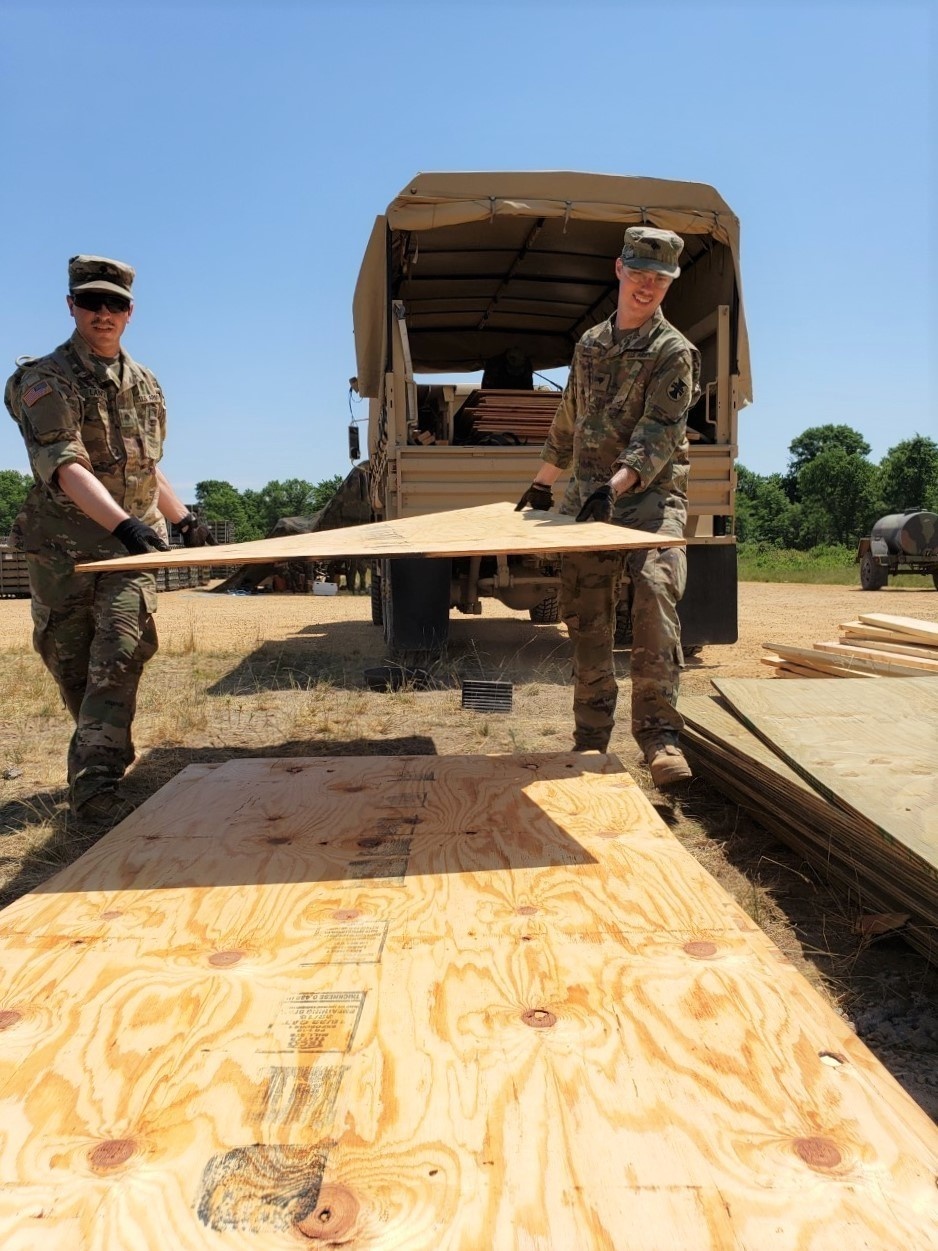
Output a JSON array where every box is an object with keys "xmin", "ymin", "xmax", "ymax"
[{"xmin": 461, "ymin": 679, "xmax": 513, "ymax": 713}]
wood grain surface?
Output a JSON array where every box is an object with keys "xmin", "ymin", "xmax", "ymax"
[
  {"xmin": 679, "ymin": 695, "xmax": 938, "ymax": 957},
  {"xmin": 75, "ymin": 502, "xmax": 684, "ymax": 574},
  {"xmin": 1, "ymin": 754, "xmax": 937, "ymax": 1249},
  {"xmin": 713, "ymin": 678, "xmax": 938, "ymax": 873}
]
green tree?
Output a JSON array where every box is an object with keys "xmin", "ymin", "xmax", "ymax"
[
  {"xmin": 734, "ymin": 464, "xmax": 800, "ymax": 545},
  {"xmin": 784, "ymin": 424, "xmax": 871, "ymax": 501},
  {"xmin": 878, "ymin": 434, "xmax": 938, "ymax": 513},
  {"xmin": 194, "ymin": 479, "xmax": 264, "ymax": 542},
  {"xmin": 310, "ymin": 474, "xmax": 343, "ymax": 512},
  {"xmin": 255, "ymin": 478, "xmax": 322, "ymax": 533},
  {"xmin": 797, "ymin": 447, "xmax": 880, "ymax": 546},
  {"xmin": 0, "ymin": 469, "xmax": 32, "ymax": 537}
]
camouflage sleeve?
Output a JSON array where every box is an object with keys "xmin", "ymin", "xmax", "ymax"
[
  {"xmin": 8, "ymin": 371, "xmax": 93, "ymax": 485},
  {"xmin": 538, "ymin": 352, "xmax": 578, "ymax": 470},
  {"xmin": 613, "ymin": 347, "xmax": 700, "ymax": 489}
]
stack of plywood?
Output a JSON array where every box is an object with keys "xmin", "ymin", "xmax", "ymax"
[
  {"xmin": 2, "ymin": 752, "xmax": 937, "ymax": 1248},
  {"xmin": 762, "ymin": 612, "xmax": 938, "ymax": 677},
  {"xmin": 680, "ymin": 678, "xmax": 938, "ymax": 960},
  {"xmin": 458, "ymin": 389, "xmax": 560, "ymax": 443}
]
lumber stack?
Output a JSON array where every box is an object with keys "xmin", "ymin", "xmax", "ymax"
[
  {"xmin": 1, "ymin": 753, "xmax": 937, "ymax": 1248},
  {"xmin": 459, "ymin": 388, "xmax": 560, "ymax": 442},
  {"xmin": 762, "ymin": 611, "xmax": 938, "ymax": 677},
  {"xmin": 680, "ymin": 678, "xmax": 938, "ymax": 960},
  {"xmin": 0, "ymin": 544, "xmax": 30, "ymax": 598}
]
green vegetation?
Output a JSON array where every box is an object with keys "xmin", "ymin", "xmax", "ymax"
[{"xmin": 737, "ymin": 428, "xmax": 938, "ymax": 551}]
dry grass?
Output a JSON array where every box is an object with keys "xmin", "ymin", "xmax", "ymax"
[{"xmin": 1, "ymin": 583, "xmax": 936, "ymax": 1118}]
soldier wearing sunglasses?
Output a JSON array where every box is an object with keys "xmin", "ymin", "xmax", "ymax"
[{"xmin": 4, "ymin": 255, "xmax": 214, "ymax": 825}]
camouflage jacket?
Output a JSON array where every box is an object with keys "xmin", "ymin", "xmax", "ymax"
[
  {"xmin": 541, "ymin": 308, "xmax": 700, "ymax": 513},
  {"xmin": 4, "ymin": 331, "xmax": 166, "ymax": 558}
]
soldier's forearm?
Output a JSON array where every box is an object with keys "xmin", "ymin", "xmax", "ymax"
[
  {"xmin": 156, "ymin": 468, "xmax": 188, "ymax": 525},
  {"xmin": 56, "ymin": 463, "xmax": 128, "ymax": 532}
]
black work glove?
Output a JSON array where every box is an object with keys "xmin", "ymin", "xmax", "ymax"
[
  {"xmin": 177, "ymin": 511, "xmax": 217, "ymax": 547},
  {"xmin": 111, "ymin": 516, "xmax": 171, "ymax": 555},
  {"xmin": 575, "ymin": 485, "xmax": 616, "ymax": 523},
  {"xmin": 514, "ymin": 482, "xmax": 553, "ymax": 512}
]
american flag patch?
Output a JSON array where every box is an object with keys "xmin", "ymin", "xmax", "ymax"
[{"xmin": 23, "ymin": 381, "xmax": 53, "ymax": 407}]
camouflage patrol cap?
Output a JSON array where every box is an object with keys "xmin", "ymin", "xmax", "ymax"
[
  {"xmin": 620, "ymin": 227, "xmax": 684, "ymax": 279},
  {"xmin": 68, "ymin": 255, "xmax": 135, "ymax": 299}
]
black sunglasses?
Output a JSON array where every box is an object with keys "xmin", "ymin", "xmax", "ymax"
[{"xmin": 72, "ymin": 292, "xmax": 131, "ymax": 314}]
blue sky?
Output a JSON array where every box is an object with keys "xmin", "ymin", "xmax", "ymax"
[{"xmin": 1, "ymin": 1, "xmax": 934, "ymax": 502}]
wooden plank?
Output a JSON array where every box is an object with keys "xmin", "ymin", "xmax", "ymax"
[
  {"xmin": 1, "ymin": 753, "xmax": 937, "ymax": 1249},
  {"xmin": 712, "ymin": 677, "xmax": 938, "ymax": 876},
  {"xmin": 765, "ymin": 641, "xmax": 910, "ymax": 677},
  {"xmin": 760, "ymin": 655, "xmax": 838, "ymax": 678},
  {"xmin": 858, "ymin": 613, "xmax": 938, "ymax": 641},
  {"xmin": 815, "ymin": 640, "xmax": 938, "ymax": 672},
  {"xmin": 762, "ymin": 643, "xmax": 877, "ymax": 677},
  {"xmin": 838, "ymin": 627, "xmax": 938, "ymax": 659},
  {"xmin": 75, "ymin": 502, "xmax": 682, "ymax": 575}
]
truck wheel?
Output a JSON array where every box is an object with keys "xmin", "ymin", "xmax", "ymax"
[
  {"xmin": 529, "ymin": 593, "xmax": 561, "ymax": 624},
  {"xmin": 370, "ymin": 567, "xmax": 383, "ymax": 626},
  {"xmin": 860, "ymin": 553, "xmax": 888, "ymax": 590},
  {"xmin": 933, "ymin": 571, "xmax": 938, "ymax": 591},
  {"xmin": 382, "ymin": 557, "xmax": 451, "ymax": 656},
  {"xmin": 614, "ymin": 603, "xmax": 633, "ymax": 647}
]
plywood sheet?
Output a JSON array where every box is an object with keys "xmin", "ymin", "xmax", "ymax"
[
  {"xmin": 679, "ymin": 695, "xmax": 938, "ymax": 956},
  {"xmin": 75, "ymin": 502, "xmax": 682, "ymax": 574},
  {"xmin": 1, "ymin": 754, "xmax": 937, "ymax": 1250},
  {"xmin": 713, "ymin": 678, "xmax": 938, "ymax": 873}
]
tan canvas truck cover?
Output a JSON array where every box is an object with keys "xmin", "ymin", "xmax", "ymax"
[{"xmin": 353, "ymin": 170, "xmax": 751, "ymax": 405}]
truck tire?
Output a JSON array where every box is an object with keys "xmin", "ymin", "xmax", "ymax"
[
  {"xmin": 933, "ymin": 571, "xmax": 938, "ymax": 591},
  {"xmin": 529, "ymin": 593, "xmax": 561, "ymax": 624},
  {"xmin": 860, "ymin": 553, "xmax": 888, "ymax": 590},
  {"xmin": 381, "ymin": 557, "xmax": 451, "ymax": 655},
  {"xmin": 614, "ymin": 602, "xmax": 633, "ymax": 647},
  {"xmin": 370, "ymin": 567, "xmax": 383, "ymax": 626}
]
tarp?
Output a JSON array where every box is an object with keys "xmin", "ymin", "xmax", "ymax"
[{"xmin": 353, "ymin": 171, "xmax": 751, "ymax": 404}]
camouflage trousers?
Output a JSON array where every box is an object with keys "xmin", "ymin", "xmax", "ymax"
[
  {"xmin": 27, "ymin": 549, "xmax": 159, "ymax": 810},
  {"xmin": 560, "ymin": 501, "xmax": 687, "ymax": 755}
]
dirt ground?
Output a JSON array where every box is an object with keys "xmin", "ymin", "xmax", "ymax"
[{"xmin": 1, "ymin": 578, "xmax": 936, "ymax": 1119}]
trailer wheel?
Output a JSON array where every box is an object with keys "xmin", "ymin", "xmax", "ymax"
[
  {"xmin": 932, "ymin": 571, "xmax": 938, "ymax": 591},
  {"xmin": 381, "ymin": 557, "xmax": 451, "ymax": 656},
  {"xmin": 860, "ymin": 553, "xmax": 888, "ymax": 590},
  {"xmin": 370, "ymin": 567, "xmax": 383, "ymax": 626},
  {"xmin": 529, "ymin": 593, "xmax": 561, "ymax": 624}
]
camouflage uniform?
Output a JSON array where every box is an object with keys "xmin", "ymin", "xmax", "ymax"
[
  {"xmin": 542, "ymin": 297, "xmax": 700, "ymax": 755},
  {"xmin": 4, "ymin": 268, "xmax": 167, "ymax": 810}
]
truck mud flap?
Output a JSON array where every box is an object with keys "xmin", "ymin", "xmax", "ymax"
[
  {"xmin": 678, "ymin": 544, "xmax": 738, "ymax": 647},
  {"xmin": 383, "ymin": 557, "xmax": 452, "ymax": 654}
]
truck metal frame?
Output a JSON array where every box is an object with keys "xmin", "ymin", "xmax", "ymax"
[{"xmin": 351, "ymin": 172, "xmax": 752, "ymax": 654}]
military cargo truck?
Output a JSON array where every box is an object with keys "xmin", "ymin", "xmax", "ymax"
[{"xmin": 351, "ymin": 171, "xmax": 752, "ymax": 653}]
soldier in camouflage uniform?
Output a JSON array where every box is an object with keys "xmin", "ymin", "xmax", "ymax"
[
  {"xmin": 4, "ymin": 256, "xmax": 213, "ymax": 822},
  {"xmin": 516, "ymin": 227, "xmax": 700, "ymax": 787}
]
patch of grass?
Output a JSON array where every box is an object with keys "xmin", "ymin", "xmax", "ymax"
[{"xmin": 738, "ymin": 542, "xmax": 936, "ymax": 587}]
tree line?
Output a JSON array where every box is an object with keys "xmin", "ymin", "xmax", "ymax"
[
  {"xmin": 3, "ymin": 426, "xmax": 937, "ymax": 548},
  {"xmin": 736, "ymin": 426, "xmax": 938, "ymax": 549},
  {"xmin": 0, "ymin": 472, "xmax": 344, "ymax": 543}
]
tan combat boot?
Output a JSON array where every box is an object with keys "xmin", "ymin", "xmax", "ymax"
[{"xmin": 647, "ymin": 744, "xmax": 693, "ymax": 788}]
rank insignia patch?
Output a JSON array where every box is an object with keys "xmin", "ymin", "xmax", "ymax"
[{"xmin": 23, "ymin": 381, "xmax": 53, "ymax": 407}]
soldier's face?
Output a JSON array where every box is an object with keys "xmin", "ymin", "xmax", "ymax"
[
  {"xmin": 615, "ymin": 259, "xmax": 672, "ymax": 328},
  {"xmin": 67, "ymin": 293, "xmax": 133, "ymax": 357}
]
